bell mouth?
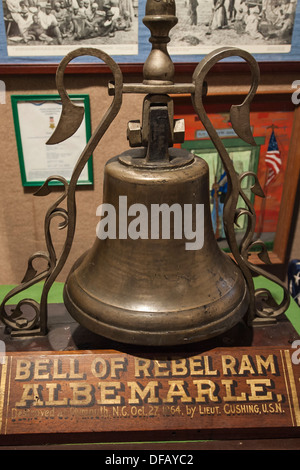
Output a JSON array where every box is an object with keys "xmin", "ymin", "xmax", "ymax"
[{"xmin": 63, "ymin": 264, "xmax": 249, "ymax": 347}]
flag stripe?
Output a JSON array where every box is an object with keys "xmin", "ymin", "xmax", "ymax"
[
  {"xmin": 266, "ymin": 153, "xmax": 281, "ymax": 165},
  {"xmin": 265, "ymin": 130, "xmax": 282, "ymax": 186},
  {"xmin": 265, "ymin": 158, "xmax": 281, "ymax": 174},
  {"xmin": 266, "ymin": 152, "xmax": 281, "ymax": 163},
  {"xmin": 266, "ymin": 172, "xmax": 275, "ymax": 185}
]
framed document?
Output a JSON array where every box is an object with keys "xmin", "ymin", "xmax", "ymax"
[{"xmin": 11, "ymin": 94, "xmax": 93, "ymax": 187}]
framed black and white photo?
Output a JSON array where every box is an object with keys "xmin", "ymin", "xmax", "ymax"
[
  {"xmin": 0, "ymin": 0, "xmax": 300, "ymax": 65},
  {"xmin": 1, "ymin": 0, "xmax": 139, "ymax": 61},
  {"xmin": 169, "ymin": 0, "xmax": 298, "ymax": 55}
]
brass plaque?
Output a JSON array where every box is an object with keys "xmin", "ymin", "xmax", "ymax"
[{"xmin": 1, "ymin": 347, "xmax": 300, "ymax": 438}]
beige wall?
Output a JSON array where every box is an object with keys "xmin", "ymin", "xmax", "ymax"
[
  {"xmin": 0, "ymin": 71, "xmax": 145, "ymax": 285},
  {"xmin": 0, "ymin": 67, "xmax": 299, "ymax": 286}
]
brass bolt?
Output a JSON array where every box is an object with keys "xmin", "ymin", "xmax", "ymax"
[
  {"xmin": 127, "ymin": 120, "xmax": 142, "ymax": 147},
  {"xmin": 173, "ymin": 119, "xmax": 185, "ymax": 144}
]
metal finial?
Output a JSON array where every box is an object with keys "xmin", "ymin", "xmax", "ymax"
[{"xmin": 142, "ymin": 0, "xmax": 178, "ymax": 84}]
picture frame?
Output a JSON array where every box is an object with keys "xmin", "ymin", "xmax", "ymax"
[
  {"xmin": 11, "ymin": 93, "xmax": 93, "ymax": 187},
  {"xmin": 0, "ymin": 0, "xmax": 300, "ymax": 66},
  {"xmin": 181, "ymin": 135, "xmax": 263, "ymax": 240}
]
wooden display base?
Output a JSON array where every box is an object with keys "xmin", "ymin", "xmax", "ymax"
[{"xmin": 1, "ymin": 304, "xmax": 300, "ymax": 449}]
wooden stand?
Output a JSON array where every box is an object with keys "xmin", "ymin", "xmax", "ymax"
[{"xmin": 1, "ymin": 304, "xmax": 300, "ymax": 449}]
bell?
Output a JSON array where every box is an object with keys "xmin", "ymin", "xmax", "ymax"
[{"xmin": 64, "ymin": 100, "xmax": 249, "ymax": 346}]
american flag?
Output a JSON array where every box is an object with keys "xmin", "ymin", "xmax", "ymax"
[{"xmin": 265, "ymin": 130, "xmax": 282, "ymax": 186}]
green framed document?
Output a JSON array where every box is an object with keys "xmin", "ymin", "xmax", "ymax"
[{"xmin": 11, "ymin": 94, "xmax": 93, "ymax": 187}]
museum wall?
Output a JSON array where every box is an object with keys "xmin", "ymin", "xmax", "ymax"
[
  {"xmin": 0, "ymin": 67, "xmax": 299, "ymax": 286},
  {"xmin": 0, "ymin": 70, "xmax": 145, "ymax": 285}
]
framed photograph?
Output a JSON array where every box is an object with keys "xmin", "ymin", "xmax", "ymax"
[
  {"xmin": 169, "ymin": 0, "xmax": 299, "ymax": 55},
  {"xmin": 0, "ymin": 0, "xmax": 140, "ymax": 62},
  {"xmin": 11, "ymin": 93, "xmax": 93, "ymax": 186},
  {"xmin": 2, "ymin": 0, "xmax": 139, "ymax": 58},
  {"xmin": 174, "ymin": 92, "xmax": 299, "ymax": 266},
  {"xmin": 1, "ymin": 0, "xmax": 300, "ymax": 65}
]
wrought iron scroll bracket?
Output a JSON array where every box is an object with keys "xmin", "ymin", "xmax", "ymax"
[
  {"xmin": 0, "ymin": 48, "xmax": 123, "ymax": 337},
  {"xmin": 191, "ymin": 46, "xmax": 290, "ymax": 326},
  {"xmin": 0, "ymin": 176, "xmax": 69, "ymax": 336}
]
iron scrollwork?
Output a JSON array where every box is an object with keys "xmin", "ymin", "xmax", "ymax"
[
  {"xmin": 0, "ymin": 175, "xmax": 69, "ymax": 335},
  {"xmin": 192, "ymin": 46, "xmax": 290, "ymax": 325},
  {"xmin": 0, "ymin": 48, "xmax": 123, "ymax": 336}
]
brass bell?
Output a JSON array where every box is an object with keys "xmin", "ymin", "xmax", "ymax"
[{"xmin": 64, "ymin": 98, "xmax": 249, "ymax": 346}]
